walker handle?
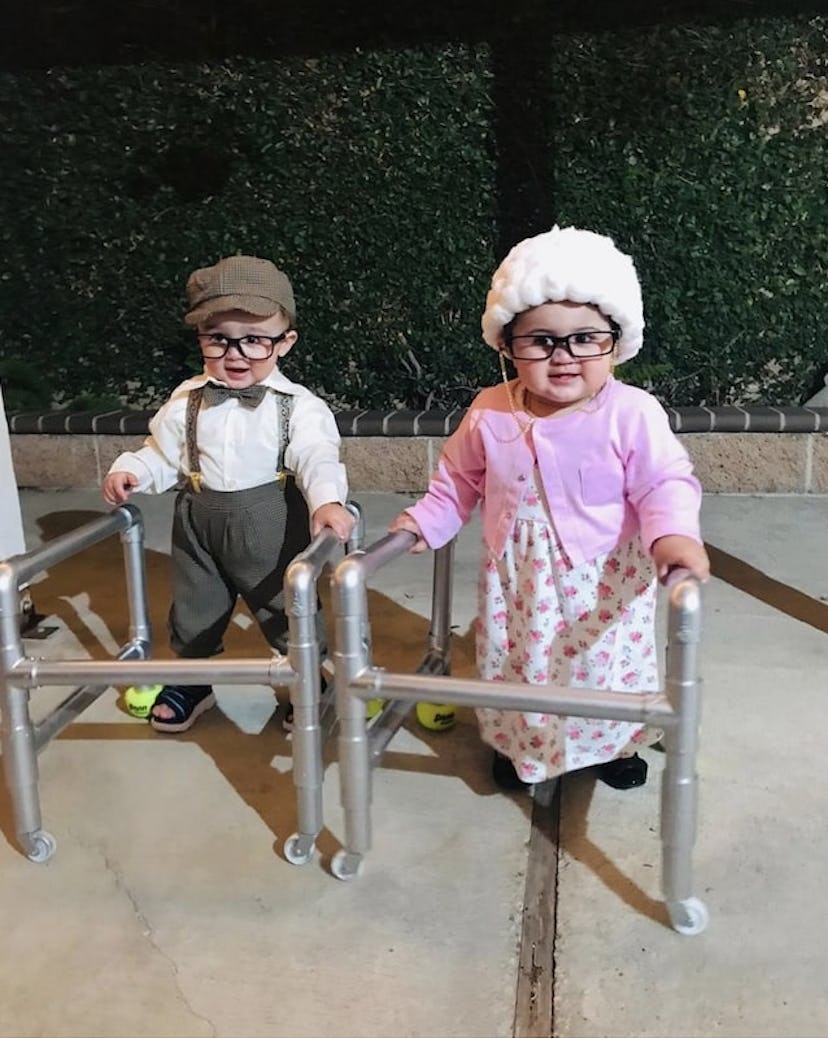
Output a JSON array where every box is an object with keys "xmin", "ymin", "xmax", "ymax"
[{"xmin": 663, "ymin": 565, "xmax": 698, "ymax": 587}]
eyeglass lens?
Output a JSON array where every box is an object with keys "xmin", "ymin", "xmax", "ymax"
[
  {"xmin": 198, "ymin": 333, "xmax": 284, "ymax": 360},
  {"xmin": 508, "ymin": 331, "xmax": 615, "ymax": 360}
]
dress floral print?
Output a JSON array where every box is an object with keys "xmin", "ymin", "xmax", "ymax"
[{"xmin": 476, "ymin": 466, "xmax": 659, "ymax": 783}]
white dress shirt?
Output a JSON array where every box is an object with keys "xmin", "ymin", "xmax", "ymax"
[{"xmin": 107, "ymin": 369, "xmax": 348, "ymax": 515}]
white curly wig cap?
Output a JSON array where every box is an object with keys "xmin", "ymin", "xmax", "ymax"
[{"xmin": 481, "ymin": 225, "xmax": 645, "ymax": 364}]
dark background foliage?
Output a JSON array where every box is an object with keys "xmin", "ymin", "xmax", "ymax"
[
  {"xmin": 0, "ymin": 49, "xmax": 498, "ymax": 410},
  {"xmin": 0, "ymin": 1, "xmax": 825, "ymax": 412},
  {"xmin": 550, "ymin": 18, "xmax": 827, "ymax": 404}
]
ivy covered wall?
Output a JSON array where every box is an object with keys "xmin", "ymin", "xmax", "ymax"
[
  {"xmin": 550, "ymin": 18, "xmax": 827, "ymax": 405},
  {"xmin": 0, "ymin": 14, "xmax": 824, "ymax": 412},
  {"xmin": 0, "ymin": 47, "xmax": 498, "ymax": 411}
]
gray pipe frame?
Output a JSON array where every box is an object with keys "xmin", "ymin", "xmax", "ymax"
[
  {"xmin": 0, "ymin": 505, "xmax": 151, "ymax": 852},
  {"xmin": 0, "ymin": 503, "xmax": 358, "ymax": 861},
  {"xmin": 283, "ymin": 523, "xmax": 359, "ymax": 847},
  {"xmin": 660, "ymin": 578, "xmax": 703, "ymax": 918},
  {"xmin": 331, "ymin": 532, "xmax": 704, "ymax": 922},
  {"xmin": 366, "ymin": 539, "xmax": 456, "ymax": 763},
  {"xmin": 20, "ymin": 658, "xmax": 291, "ymax": 690},
  {"xmin": 330, "ymin": 531, "xmax": 455, "ymax": 840}
]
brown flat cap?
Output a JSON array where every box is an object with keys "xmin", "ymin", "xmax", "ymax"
[{"xmin": 184, "ymin": 255, "xmax": 296, "ymax": 326}]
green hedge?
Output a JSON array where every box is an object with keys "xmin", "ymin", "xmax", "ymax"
[
  {"xmin": 549, "ymin": 15, "xmax": 827, "ymax": 405},
  {"xmin": 0, "ymin": 46, "xmax": 498, "ymax": 411},
  {"xmin": 0, "ymin": 16, "xmax": 825, "ymax": 412}
]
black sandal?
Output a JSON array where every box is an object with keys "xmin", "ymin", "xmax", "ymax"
[
  {"xmin": 150, "ymin": 685, "xmax": 215, "ymax": 733},
  {"xmin": 596, "ymin": 752, "xmax": 648, "ymax": 790}
]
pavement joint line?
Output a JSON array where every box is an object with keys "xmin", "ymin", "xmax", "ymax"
[{"xmin": 514, "ymin": 779, "xmax": 561, "ymax": 1038}]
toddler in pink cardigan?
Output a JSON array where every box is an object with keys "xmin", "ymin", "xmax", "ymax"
[{"xmin": 391, "ymin": 226, "xmax": 709, "ymax": 791}]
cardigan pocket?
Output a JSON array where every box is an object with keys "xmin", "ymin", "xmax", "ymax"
[{"xmin": 578, "ymin": 462, "xmax": 626, "ymax": 507}]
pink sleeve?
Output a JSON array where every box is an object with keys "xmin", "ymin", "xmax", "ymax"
[
  {"xmin": 406, "ymin": 406, "xmax": 486, "ymax": 549},
  {"xmin": 623, "ymin": 395, "xmax": 703, "ymax": 551}
]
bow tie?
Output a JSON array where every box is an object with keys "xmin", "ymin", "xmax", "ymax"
[{"xmin": 202, "ymin": 382, "xmax": 269, "ymax": 409}]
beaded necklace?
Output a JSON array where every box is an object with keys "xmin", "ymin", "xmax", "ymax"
[
  {"xmin": 499, "ymin": 352, "xmax": 602, "ymax": 436},
  {"xmin": 499, "ymin": 353, "xmax": 536, "ymax": 440}
]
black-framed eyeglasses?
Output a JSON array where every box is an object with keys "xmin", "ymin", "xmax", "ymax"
[
  {"xmin": 505, "ymin": 329, "xmax": 619, "ymax": 362},
  {"xmin": 197, "ymin": 331, "xmax": 288, "ymax": 361}
]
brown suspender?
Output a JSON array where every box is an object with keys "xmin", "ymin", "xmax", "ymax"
[
  {"xmin": 184, "ymin": 386, "xmax": 205, "ymax": 492},
  {"xmin": 184, "ymin": 386, "xmax": 292, "ymax": 493},
  {"xmin": 275, "ymin": 392, "xmax": 292, "ymax": 488}
]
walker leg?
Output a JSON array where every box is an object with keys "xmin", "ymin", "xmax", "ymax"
[
  {"xmin": 1, "ymin": 679, "xmax": 57, "ymax": 863},
  {"xmin": 335, "ymin": 695, "xmax": 370, "ymax": 879},
  {"xmin": 661, "ymin": 733, "xmax": 708, "ymax": 934},
  {"xmin": 661, "ymin": 577, "xmax": 707, "ymax": 935},
  {"xmin": 284, "ymin": 619, "xmax": 326, "ymax": 866}
]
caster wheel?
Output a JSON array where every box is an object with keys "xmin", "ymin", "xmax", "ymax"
[
  {"xmin": 669, "ymin": 896, "xmax": 709, "ymax": 936},
  {"xmin": 26, "ymin": 829, "xmax": 57, "ymax": 864},
  {"xmin": 330, "ymin": 849, "xmax": 363, "ymax": 881},
  {"xmin": 283, "ymin": 833, "xmax": 315, "ymax": 866}
]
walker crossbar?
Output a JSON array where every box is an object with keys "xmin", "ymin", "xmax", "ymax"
[
  {"xmin": 0, "ymin": 502, "xmax": 361, "ymax": 867},
  {"xmin": 347, "ymin": 670, "xmax": 676, "ymax": 726},
  {"xmin": 330, "ymin": 531, "xmax": 708, "ymax": 936}
]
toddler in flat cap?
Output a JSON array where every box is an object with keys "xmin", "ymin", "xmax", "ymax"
[
  {"xmin": 104, "ymin": 255, "xmax": 354, "ymax": 732},
  {"xmin": 391, "ymin": 226, "xmax": 709, "ymax": 791}
]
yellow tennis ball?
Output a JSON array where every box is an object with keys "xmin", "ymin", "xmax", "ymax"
[
  {"xmin": 123, "ymin": 685, "xmax": 163, "ymax": 719},
  {"xmin": 366, "ymin": 698, "xmax": 385, "ymax": 720},
  {"xmin": 415, "ymin": 702, "xmax": 456, "ymax": 731}
]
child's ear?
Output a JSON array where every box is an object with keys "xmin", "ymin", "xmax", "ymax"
[{"xmin": 277, "ymin": 330, "xmax": 298, "ymax": 358}]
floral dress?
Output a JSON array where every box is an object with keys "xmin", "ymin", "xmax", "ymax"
[{"xmin": 476, "ymin": 467, "xmax": 660, "ymax": 783}]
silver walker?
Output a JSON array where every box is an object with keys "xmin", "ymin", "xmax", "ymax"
[
  {"xmin": 0, "ymin": 505, "xmax": 708, "ymax": 934},
  {"xmin": 329, "ymin": 530, "xmax": 709, "ymax": 936},
  {"xmin": 0, "ymin": 502, "xmax": 359, "ymax": 867}
]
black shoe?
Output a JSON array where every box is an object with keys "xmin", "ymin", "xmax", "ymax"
[
  {"xmin": 491, "ymin": 751, "xmax": 531, "ymax": 791},
  {"xmin": 596, "ymin": 753, "xmax": 648, "ymax": 790}
]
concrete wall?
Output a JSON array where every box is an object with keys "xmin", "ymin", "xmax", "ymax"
[{"xmin": 8, "ymin": 429, "xmax": 828, "ymax": 494}]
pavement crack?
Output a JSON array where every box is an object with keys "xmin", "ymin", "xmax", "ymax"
[{"xmin": 68, "ymin": 829, "xmax": 218, "ymax": 1036}]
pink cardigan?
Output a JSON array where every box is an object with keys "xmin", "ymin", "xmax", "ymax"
[{"xmin": 407, "ymin": 377, "xmax": 702, "ymax": 566}]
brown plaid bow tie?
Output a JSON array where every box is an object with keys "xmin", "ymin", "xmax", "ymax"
[{"xmin": 202, "ymin": 382, "xmax": 269, "ymax": 408}]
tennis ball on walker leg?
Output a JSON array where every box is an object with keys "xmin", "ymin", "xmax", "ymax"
[
  {"xmin": 366, "ymin": 698, "xmax": 384, "ymax": 720},
  {"xmin": 124, "ymin": 685, "xmax": 163, "ymax": 719},
  {"xmin": 415, "ymin": 702, "xmax": 456, "ymax": 731}
]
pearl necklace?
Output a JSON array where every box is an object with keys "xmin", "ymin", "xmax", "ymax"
[
  {"xmin": 500, "ymin": 353, "xmax": 602, "ymax": 436},
  {"xmin": 499, "ymin": 353, "xmax": 536, "ymax": 439},
  {"xmin": 505, "ymin": 379, "xmax": 536, "ymax": 436}
]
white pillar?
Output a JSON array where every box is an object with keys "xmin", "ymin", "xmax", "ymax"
[{"xmin": 0, "ymin": 384, "xmax": 26, "ymax": 559}]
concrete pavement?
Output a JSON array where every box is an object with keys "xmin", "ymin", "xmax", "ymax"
[{"xmin": 1, "ymin": 488, "xmax": 826, "ymax": 1038}]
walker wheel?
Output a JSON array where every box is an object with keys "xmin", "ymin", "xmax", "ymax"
[
  {"xmin": 668, "ymin": 896, "xmax": 709, "ymax": 936},
  {"xmin": 330, "ymin": 849, "xmax": 364, "ymax": 881},
  {"xmin": 26, "ymin": 829, "xmax": 57, "ymax": 864},
  {"xmin": 283, "ymin": 833, "xmax": 315, "ymax": 866}
]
